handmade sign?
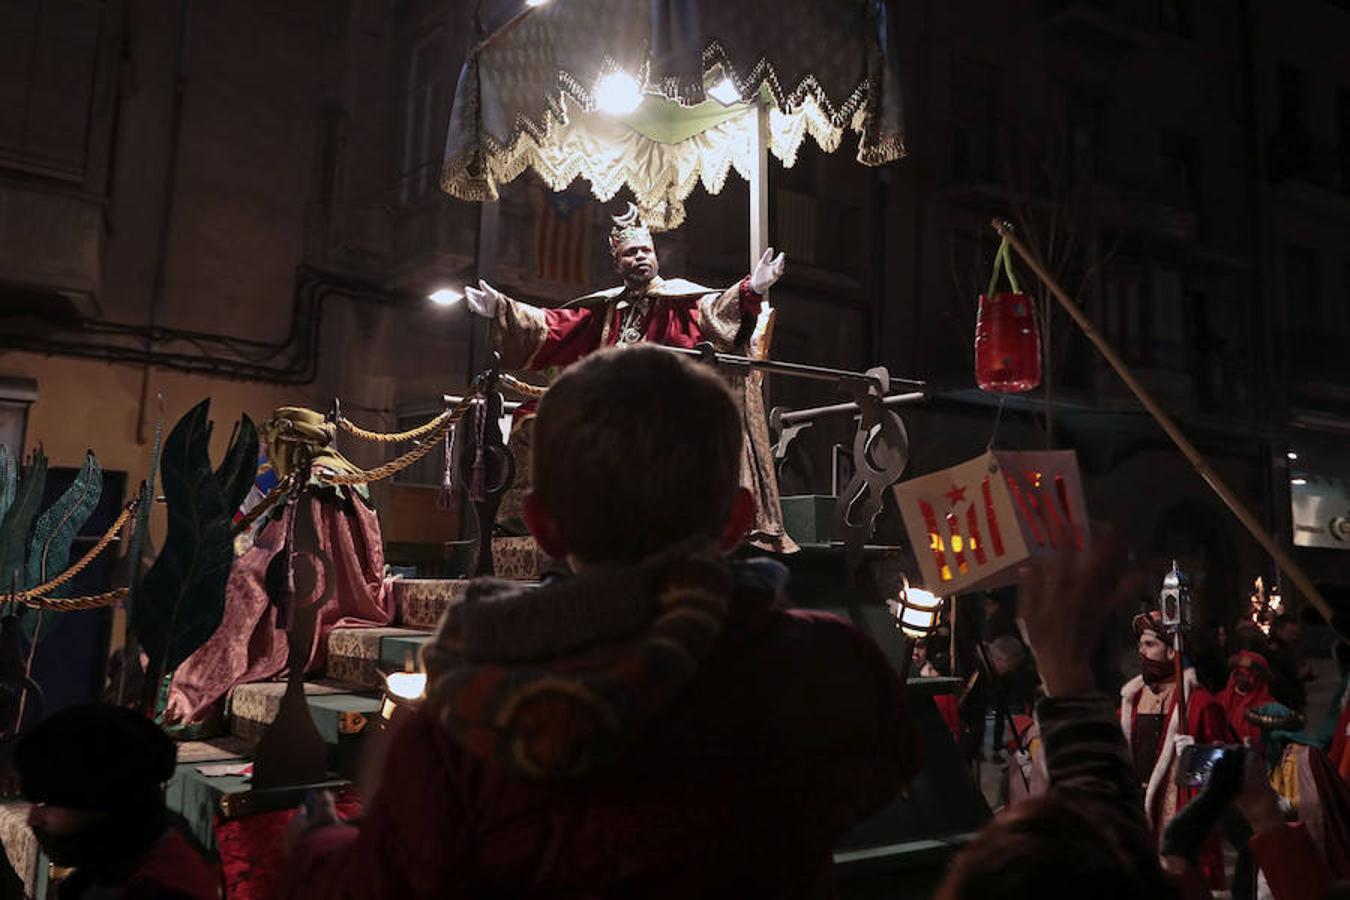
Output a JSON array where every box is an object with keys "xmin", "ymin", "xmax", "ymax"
[{"xmin": 892, "ymin": 450, "xmax": 1089, "ymax": 593}]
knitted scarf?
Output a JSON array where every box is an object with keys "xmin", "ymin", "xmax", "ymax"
[{"xmin": 423, "ymin": 542, "xmax": 737, "ymax": 779}]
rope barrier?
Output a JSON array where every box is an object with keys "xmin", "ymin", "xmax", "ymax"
[
  {"xmin": 317, "ymin": 395, "xmax": 476, "ymax": 487},
  {"xmin": 8, "ymin": 502, "xmax": 137, "ymax": 604},
  {"xmin": 500, "ymin": 374, "xmax": 548, "ymax": 399},
  {"xmin": 13, "ymin": 377, "xmax": 536, "ymax": 611},
  {"xmin": 18, "ymin": 588, "xmax": 128, "ymax": 611},
  {"xmin": 336, "ymin": 410, "xmax": 451, "ymax": 444}
]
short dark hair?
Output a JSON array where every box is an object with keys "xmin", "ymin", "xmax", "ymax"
[
  {"xmin": 938, "ymin": 793, "xmax": 1178, "ymax": 900},
  {"xmin": 531, "ymin": 345, "xmax": 742, "ymax": 563}
]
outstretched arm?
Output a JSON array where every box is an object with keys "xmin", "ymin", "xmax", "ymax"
[
  {"xmin": 466, "ymin": 280, "xmax": 603, "ymax": 370},
  {"xmin": 699, "ymin": 248, "xmax": 786, "ymax": 351}
]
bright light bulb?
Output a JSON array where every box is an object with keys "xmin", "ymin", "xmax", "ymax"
[
  {"xmin": 385, "ymin": 671, "xmax": 427, "ymax": 701},
  {"xmin": 1291, "ymin": 477, "xmax": 1308, "ymax": 486},
  {"xmin": 428, "ymin": 288, "xmax": 462, "ymax": 307},
  {"xmin": 595, "ymin": 70, "xmax": 643, "ymax": 116},
  {"xmin": 708, "ymin": 78, "xmax": 740, "ymax": 106},
  {"xmin": 1287, "ymin": 451, "xmax": 1298, "ymax": 460},
  {"xmin": 895, "ymin": 585, "xmax": 942, "ymax": 639}
]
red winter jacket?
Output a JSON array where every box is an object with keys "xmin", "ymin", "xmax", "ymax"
[{"xmin": 283, "ymin": 554, "xmax": 920, "ymax": 899}]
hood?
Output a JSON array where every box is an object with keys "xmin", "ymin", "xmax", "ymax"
[{"xmin": 423, "ymin": 543, "xmax": 786, "ymax": 780}]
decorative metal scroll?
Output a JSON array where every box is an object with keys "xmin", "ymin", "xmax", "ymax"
[{"xmin": 833, "ymin": 366, "xmax": 910, "ymax": 581}]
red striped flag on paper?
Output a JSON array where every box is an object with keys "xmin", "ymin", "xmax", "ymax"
[{"xmin": 532, "ymin": 188, "xmax": 593, "ymax": 284}]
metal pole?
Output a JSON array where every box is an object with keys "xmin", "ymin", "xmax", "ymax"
[
  {"xmin": 776, "ymin": 391, "xmax": 926, "ymax": 427},
  {"xmin": 660, "ymin": 344, "xmax": 925, "ymax": 387},
  {"xmin": 749, "ymin": 101, "xmax": 770, "ymax": 272},
  {"xmin": 993, "ymin": 218, "xmax": 1340, "ymax": 637}
]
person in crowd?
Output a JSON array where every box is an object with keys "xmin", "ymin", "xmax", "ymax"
[
  {"xmin": 935, "ymin": 539, "xmax": 1182, "ymax": 900},
  {"xmin": 1161, "ymin": 742, "xmax": 1342, "ymax": 900},
  {"xmin": 1219, "ymin": 650, "xmax": 1279, "ymax": 742},
  {"xmin": 1120, "ymin": 611, "xmax": 1231, "ymax": 848},
  {"xmin": 15, "ymin": 703, "xmax": 220, "ymax": 900},
  {"xmin": 281, "ymin": 345, "xmax": 921, "ymax": 899},
  {"xmin": 1267, "ymin": 611, "xmax": 1312, "ymax": 712}
]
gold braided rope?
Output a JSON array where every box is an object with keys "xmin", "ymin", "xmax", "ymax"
[
  {"xmin": 14, "ymin": 382, "xmax": 537, "ymax": 609},
  {"xmin": 19, "ymin": 587, "xmax": 128, "ymax": 611},
  {"xmin": 317, "ymin": 395, "xmax": 476, "ymax": 487},
  {"xmin": 501, "ymin": 374, "xmax": 548, "ymax": 399},
  {"xmin": 8, "ymin": 501, "xmax": 138, "ymax": 604},
  {"xmin": 336, "ymin": 410, "xmax": 451, "ymax": 444}
]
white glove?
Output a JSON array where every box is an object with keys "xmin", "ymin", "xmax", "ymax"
[
  {"xmin": 749, "ymin": 248, "xmax": 786, "ymax": 295},
  {"xmin": 464, "ymin": 279, "xmax": 502, "ymax": 318}
]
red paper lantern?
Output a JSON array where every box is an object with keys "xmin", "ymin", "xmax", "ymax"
[
  {"xmin": 975, "ymin": 292, "xmax": 1041, "ymax": 393},
  {"xmin": 975, "ymin": 239, "xmax": 1041, "ymax": 393}
]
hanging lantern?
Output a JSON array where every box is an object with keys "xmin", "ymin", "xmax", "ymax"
[
  {"xmin": 379, "ymin": 669, "xmax": 428, "ymax": 723},
  {"xmin": 893, "ymin": 575, "xmax": 943, "ymax": 640},
  {"xmin": 975, "ymin": 237, "xmax": 1041, "ymax": 393}
]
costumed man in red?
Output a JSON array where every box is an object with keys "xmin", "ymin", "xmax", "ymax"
[
  {"xmin": 16, "ymin": 704, "xmax": 220, "ymax": 899},
  {"xmin": 463, "ymin": 203, "xmax": 796, "ymax": 553},
  {"xmin": 1218, "ymin": 650, "xmax": 1278, "ymax": 742},
  {"xmin": 282, "ymin": 346, "xmax": 919, "ymax": 899},
  {"xmin": 1119, "ymin": 610, "xmax": 1231, "ymax": 885}
]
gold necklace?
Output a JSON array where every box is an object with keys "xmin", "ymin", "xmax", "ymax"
[{"xmin": 619, "ymin": 293, "xmax": 650, "ymax": 344}]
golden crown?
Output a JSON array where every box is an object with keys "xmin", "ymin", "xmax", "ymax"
[{"xmin": 609, "ymin": 203, "xmax": 652, "ymax": 254}]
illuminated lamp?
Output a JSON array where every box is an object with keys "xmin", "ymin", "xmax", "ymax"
[{"xmin": 595, "ymin": 70, "xmax": 644, "ymax": 116}]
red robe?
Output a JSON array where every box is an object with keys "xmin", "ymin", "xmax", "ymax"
[
  {"xmin": 1120, "ymin": 669, "xmax": 1231, "ymax": 887},
  {"xmin": 164, "ymin": 492, "xmax": 395, "ymax": 724},
  {"xmin": 1217, "ymin": 650, "xmax": 1278, "ymax": 742},
  {"xmin": 493, "ymin": 276, "xmax": 796, "ymax": 553}
]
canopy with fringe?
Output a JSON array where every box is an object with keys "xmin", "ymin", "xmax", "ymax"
[{"xmin": 441, "ymin": 0, "xmax": 905, "ymax": 230}]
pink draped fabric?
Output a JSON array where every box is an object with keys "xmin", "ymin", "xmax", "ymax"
[{"xmin": 164, "ymin": 494, "xmax": 394, "ymax": 724}]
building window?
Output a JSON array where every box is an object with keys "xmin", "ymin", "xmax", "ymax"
[
  {"xmin": 399, "ymin": 29, "xmax": 447, "ymax": 205},
  {"xmin": 1282, "ymin": 244, "xmax": 1322, "ymax": 338},
  {"xmin": 1338, "ymin": 88, "xmax": 1350, "ymax": 191},
  {"xmin": 1160, "ymin": 132, "xmax": 1200, "ymax": 203},
  {"xmin": 1157, "ymin": 0, "xmax": 1196, "ymax": 39},
  {"xmin": 1277, "ymin": 64, "xmax": 1308, "ymax": 131},
  {"xmin": 1066, "ymin": 92, "xmax": 1109, "ymax": 180},
  {"xmin": 0, "ymin": 0, "xmax": 108, "ymax": 181},
  {"xmin": 951, "ymin": 58, "xmax": 999, "ymax": 183}
]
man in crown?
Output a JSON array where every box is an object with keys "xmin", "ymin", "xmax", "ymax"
[{"xmin": 464, "ymin": 204, "xmax": 797, "ymax": 553}]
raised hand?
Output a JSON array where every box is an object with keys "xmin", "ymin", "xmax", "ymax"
[
  {"xmin": 464, "ymin": 279, "xmax": 502, "ymax": 318},
  {"xmin": 1015, "ymin": 532, "xmax": 1145, "ymax": 697},
  {"xmin": 749, "ymin": 248, "xmax": 787, "ymax": 295}
]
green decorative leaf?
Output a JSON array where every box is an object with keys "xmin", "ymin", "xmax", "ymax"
[
  {"xmin": 0, "ymin": 446, "xmax": 15, "ymax": 525},
  {"xmin": 0, "ymin": 449, "xmax": 47, "ymax": 594},
  {"xmin": 133, "ymin": 400, "xmax": 233, "ymax": 675},
  {"xmin": 20, "ymin": 452, "xmax": 102, "ymax": 639},
  {"xmin": 125, "ymin": 404, "xmax": 165, "ymax": 618},
  {"xmin": 215, "ymin": 415, "xmax": 259, "ymax": 518}
]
